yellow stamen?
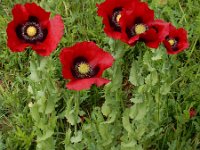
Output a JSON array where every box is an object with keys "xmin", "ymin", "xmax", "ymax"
[
  {"xmin": 168, "ymin": 39, "xmax": 175, "ymax": 46},
  {"xmin": 135, "ymin": 24, "xmax": 146, "ymax": 35},
  {"xmin": 26, "ymin": 26, "xmax": 37, "ymax": 37},
  {"xmin": 78, "ymin": 63, "xmax": 90, "ymax": 74},
  {"xmin": 116, "ymin": 14, "xmax": 121, "ymax": 23}
]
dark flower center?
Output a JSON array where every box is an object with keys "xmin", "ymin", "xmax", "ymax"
[
  {"xmin": 71, "ymin": 57, "xmax": 99, "ymax": 79},
  {"xmin": 168, "ymin": 39, "xmax": 176, "ymax": 46},
  {"xmin": 77, "ymin": 63, "xmax": 90, "ymax": 75},
  {"xmin": 134, "ymin": 24, "xmax": 147, "ymax": 35},
  {"xmin": 126, "ymin": 17, "xmax": 148, "ymax": 38},
  {"xmin": 15, "ymin": 16, "xmax": 48, "ymax": 43},
  {"xmin": 109, "ymin": 7, "xmax": 122, "ymax": 32},
  {"xmin": 166, "ymin": 37, "xmax": 179, "ymax": 51}
]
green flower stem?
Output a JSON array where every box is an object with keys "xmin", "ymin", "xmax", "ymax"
[
  {"xmin": 74, "ymin": 91, "xmax": 80, "ymax": 134},
  {"xmin": 103, "ymin": 39, "xmax": 126, "ymax": 123},
  {"xmin": 157, "ymin": 72, "xmax": 161, "ymax": 124},
  {"xmin": 28, "ymin": 55, "xmax": 58, "ymax": 149}
]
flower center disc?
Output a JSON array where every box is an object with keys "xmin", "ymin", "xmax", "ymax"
[
  {"xmin": 135, "ymin": 24, "xmax": 146, "ymax": 35},
  {"xmin": 26, "ymin": 26, "xmax": 37, "ymax": 37},
  {"xmin": 116, "ymin": 14, "xmax": 121, "ymax": 23},
  {"xmin": 78, "ymin": 63, "xmax": 90, "ymax": 74},
  {"xmin": 168, "ymin": 39, "xmax": 175, "ymax": 46}
]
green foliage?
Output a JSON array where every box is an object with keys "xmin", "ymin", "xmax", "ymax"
[{"xmin": 0, "ymin": 0, "xmax": 200, "ymax": 150}]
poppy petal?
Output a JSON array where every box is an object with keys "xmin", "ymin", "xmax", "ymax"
[
  {"xmin": 60, "ymin": 42, "xmax": 114, "ymax": 79},
  {"xmin": 163, "ymin": 24, "xmax": 189, "ymax": 54},
  {"xmin": 59, "ymin": 41, "xmax": 114, "ymax": 91},
  {"xmin": 32, "ymin": 15, "xmax": 64, "ymax": 56},
  {"xmin": 60, "ymin": 48, "xmax": 74, "ymax": 79},
  {"xmin": 140, "ymin": 28, "xmax": 158, "ymax": 48},
  {"xmin": 12, "ymin": 4, "xmax": 29, "ymax": 22},
  {"xmin": 128, "ymin": 35, "xmax": 140, "ymax": 45},
  {"xmin": 120, "ymin": 1, "xmax": 155, "ymax": 45},
  {"xmin": 143, "ymin": 20, "xmax": 169, "ymax": 48},
  {"xmin": 7, "ymin": 3, "xmax": 64, "ymax": 56},
  {"xmin": 6, "ymin": 21, "xmax": 28, "ymax": 52},
  {"xmin": 24, "ymin": 3, "xmax": 50, "ymax": 22},
  {"xmin": 97, "ymin": 0, "xmax": 137, "ymax": 39}
]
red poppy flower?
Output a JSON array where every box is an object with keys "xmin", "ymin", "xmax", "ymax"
[
  {"xmin": 163, "ymin": 24, "xmax": 189, "ymax": 54},
  {"xmin": 59, "ymin": 41, "xmax": 114, "ymax": 91},
  {"xmin": 6, "ymin": 3, "xmax": 64, "ymax": 56},
  {"xmin": 120, "ymin": 2, "xmax": 155, "ymax": 46},
  {"xmin": 189, "ymin": 108, "xmax": 197, "ymax": 118},
  {"xmin": 140, "ymin": 20, "xmax": 170, "ymax": 48},
  {"xmin": 97, "ymin": 0, "xmax": 139, "ymax": 39}
]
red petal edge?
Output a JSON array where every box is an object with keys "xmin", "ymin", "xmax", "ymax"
[
  {"xmin": 66, "ymin": 78, "xmax": 110, "ymax": 91},
  {"xmin": 32, "ymin": 15, "xmax": 64, "ymax": 56}
]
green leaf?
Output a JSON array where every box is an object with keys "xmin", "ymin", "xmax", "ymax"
[
  {"xmin": 143, "ymin": 51, "xmax": 155, "ymax": 72},
  {"xmin": 135, "ymin": 125, "xmax": 146, "ymax": 140},
  {"xmin": 111, "ymin": 60, "xmax": 123, "ymax": 91},
  {"xmin": 64, "ymin": 129, "xmax": 72, "ymax": 145},
  {"xmin": 98, "ymin": 124, "xmax": 113, "ymax": 145},
  {"xmin": 138, "ymin": 85, "xmax": 146, "ymax": 94},
  {"xmin": 63, "ymin": 96, "xmax": 77, "ymax": 125},
  {"xmin": 65, "ymin": 110, "xmax": 75, "ymax": 125},
  {"xmin": 135, "ymin": 103, "xmax": 147, "ymax": 121},
  {"xmin": 101, "ymin": 102, "xmax": 111, "ymax": 117},
  {"xmin": 130, "ymin": 96, "xmax": 143, "ymax": 104},
  {"xmin": 45, "ymin": 99, "xmax": 55, "ymax": 114},
  {"xmin": 36, "ymin": 91, "xmax": 46, "ymax": 113},
  {"xmin": 30, "ymin": 104, "xmax": 40, "ymax": 122},
  {"xmin": 129, "ymin": 60, "xmax": 139, "ymax": 86},
  {"xmin": 0, "ymin": 133, "xmax": 4, "ymax": 150},
  {"xmin": 70, "ymin": 131, "xmax": 82, "ymax": 143},
  {"xmin": 29, "ymin": 61, "xmax": 40, "ymax": 82},
  {"xmin": 151, "ymin": 71, "xmax": 158, "ymax": 85},
  {"xmin": 37, "ymin": 130, "xmax": 54, "ymax": 142},
  {"xmin": 129, "ymin": 103, "xmax": 147, "ymax": 121},
  {"xmin": 37, "ymin": 137, "xmax": 55, "ymax": 150},
  {"xmin": 38, "ymin": 57, "xmax": 48, "ymax": 71},
  {"xmin": 121, "ymin": 140, "xmax": 137, "ymax": 148},
  {"xmin": 122, "ymin": 109, "xmax": 132, "ymax": 133},
  {"xmin": 160, "ymin": 83, "xmax": 171, "ymax": 95},
  {"xmin": 104, "ymin": 111, "xmax": 118, "ymax": 124},
  {"xmin": 145, "ymin": 71, "xmax": 158, "ymax": 86},
  {"xmin": 108, "ymin": 38, "xmax": 115, "ymax": 51},
  {"xmin": 151, "ymin": 49, "xmax": 163, "ymax": 61}
]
